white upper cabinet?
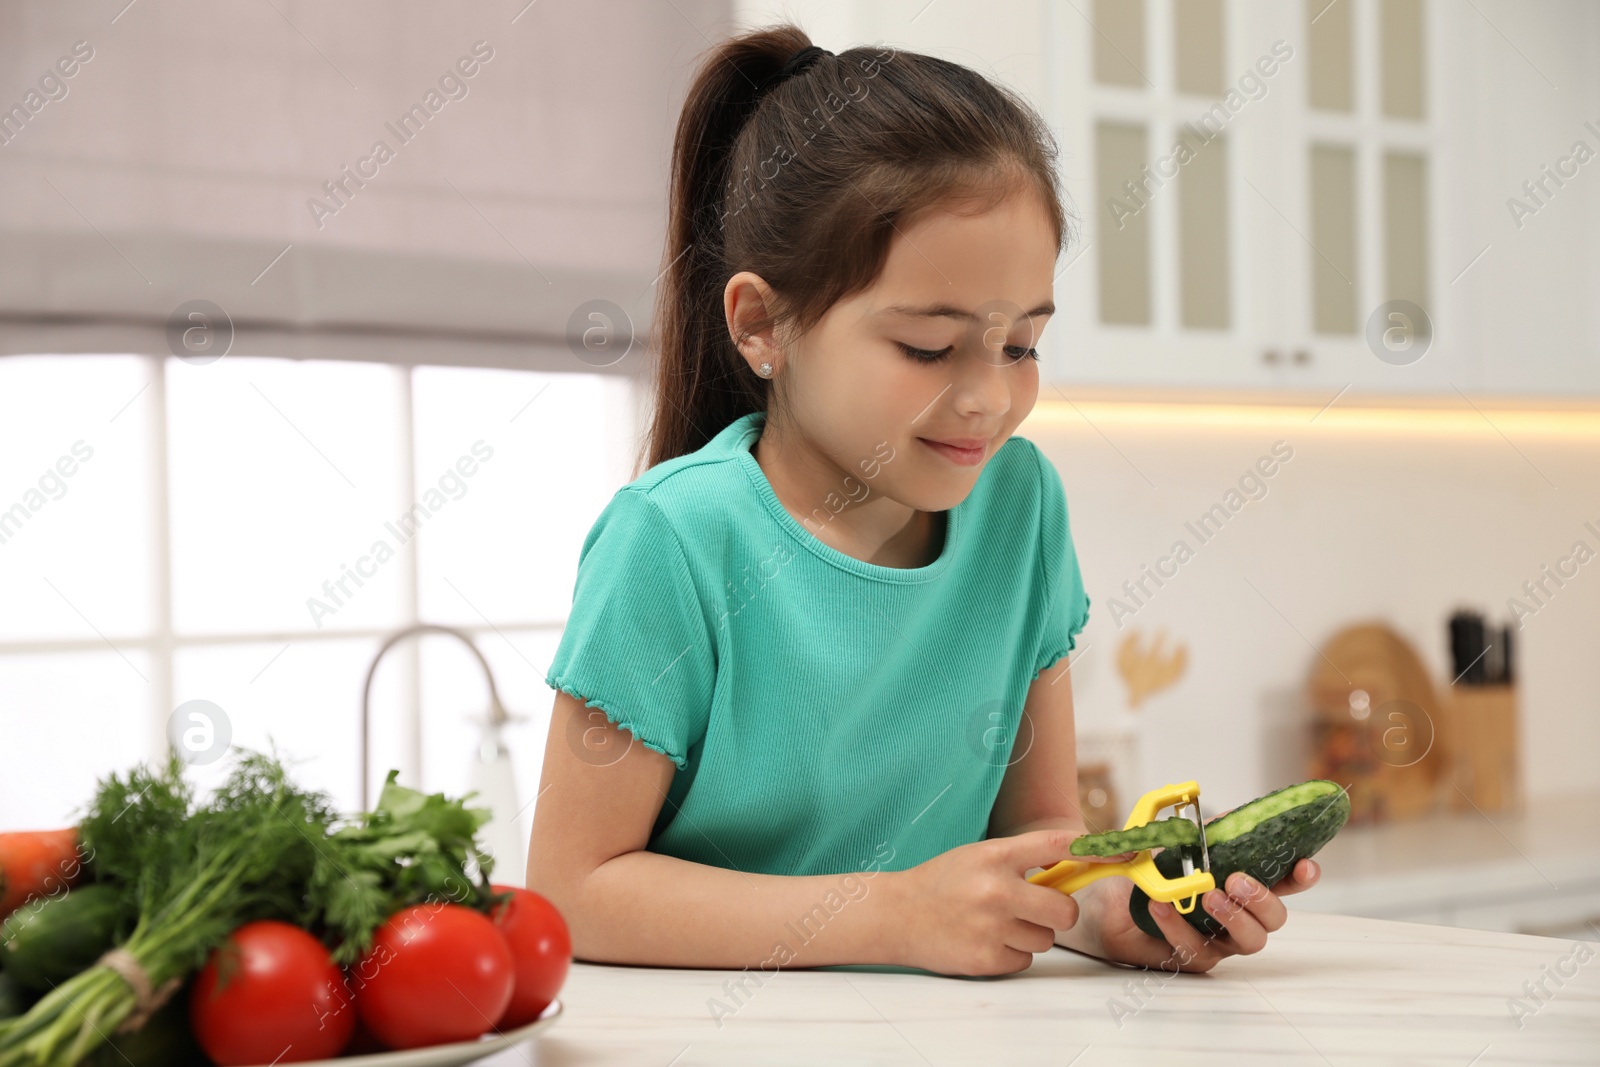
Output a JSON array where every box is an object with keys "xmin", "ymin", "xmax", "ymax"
[{"xmin": 1040, "ymin": 0, "xmax": 1600, "ymax": 397}]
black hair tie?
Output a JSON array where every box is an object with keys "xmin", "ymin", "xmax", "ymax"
[{"xmin": 759, "ymin": 44, "xmax": 833, "ymax": 97}]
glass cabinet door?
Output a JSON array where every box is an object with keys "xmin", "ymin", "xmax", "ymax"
[{"xmin": 1045, "ymin": 0, "xmax": 1444, "ymax": 394}]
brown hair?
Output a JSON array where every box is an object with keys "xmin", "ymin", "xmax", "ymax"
[{"xmin": 642, "ymin": 23, "xmax": 1076, "ymax": 473}]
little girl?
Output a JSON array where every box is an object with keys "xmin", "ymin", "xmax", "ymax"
[{"xmin": 527, "ymin": 25, "xmax": 1319, "ymax": 978}]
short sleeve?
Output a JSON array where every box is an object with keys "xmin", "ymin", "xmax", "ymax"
[
  {"xmin": 1031, "ymin": 446, "xmax": 1091, "ymax": 678},
  {"xmin": 544, "ymin": 489, "xmax": 716, "ymax": 770}
]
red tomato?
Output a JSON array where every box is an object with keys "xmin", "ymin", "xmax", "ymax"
[
  {"xmin": 352, "ymin": 902, "xmax": 514, "ymax": 1050},
  {"xmin": 489, "ymin": 884, "xmax": 571, "ymax": 1029},
  {"xmin": 343, "ymin": 1017, "xmax": 389, "ymax": 1055},
  {"xmin": 189, "ymin": 920, "xmax": 355, "ymax": 1066}
]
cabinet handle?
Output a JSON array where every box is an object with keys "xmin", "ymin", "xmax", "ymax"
[
  {"xmin": 1293, "ymin": 348, "xmax": 1310, "ymax": 364},
  {"xmin": 1262, "ymin": 349, "xmax": 1280, "ymax": 364}
]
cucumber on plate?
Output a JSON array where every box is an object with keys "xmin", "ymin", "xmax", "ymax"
[{"xmin": 0, "ymin": 882, "xmax": 126, "ymax": 994}]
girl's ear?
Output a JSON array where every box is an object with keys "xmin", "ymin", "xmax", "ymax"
[{"xmin": 724, "ymin": 269, "xmax": 786, "ymax": 376}]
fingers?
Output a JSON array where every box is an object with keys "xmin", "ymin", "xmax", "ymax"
[
  {"xmin": 1265, "ymin": 857, "xmax": 1321, "ymax": 896},
  {"xmin": 1015, "ymin": 881, "xmax": 1080, "ymax": 935},
  {"xmin": 1152, "ymin": 869, "xmax": 1289, "ymax": 963},
  {"xmin": 1008, "ymin": 828, "xmax": 1135, "ymax": 875},
  {"xmin": 1295, "ymin": 857, "xmax": 1321, "ymax": 887},
  {"xmin": 1199, "ymin": 884, "xmax": 1268, "ymax": 953},
  {"xmin": 1220, "ymin": 871, "xmax": 1287, "ymax": 934},
  {"xmin": 1140, "ymin": 861, "xmax": 1317, "ymax": 971},
  {"xmin": 1008, "ymin": 828, "xmax": 1084, "ymax": 874},
  {"xmin": 1006, "ymin": 916, "xmax": 1064, "ymax": 957},
  {"xmin": 1146, "ymin": 898, "xmax": 1221, "ymax": 971}
]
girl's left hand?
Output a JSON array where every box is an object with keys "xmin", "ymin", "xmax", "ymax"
[{"xmin": 1063, "ymin": 857, "xmax": 1321, "ymax": 973}]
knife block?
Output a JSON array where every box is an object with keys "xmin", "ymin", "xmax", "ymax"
[{"xmin": 1441, "ymin": 683, "xmax": 1523, "ymax": 816}]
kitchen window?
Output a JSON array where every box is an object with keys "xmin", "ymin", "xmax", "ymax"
[{"xmin": 0, "ymin": 353, "xmax": 629, "ymax": 832}]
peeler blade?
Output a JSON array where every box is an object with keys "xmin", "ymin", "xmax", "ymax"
[
  {"xmin": 1028, "ymin": 780, "xmax": 1216, "ymax": 905},
  {"xmin": 1175, "ymin": 796, "xmax": 1211, "ymax": 878}
]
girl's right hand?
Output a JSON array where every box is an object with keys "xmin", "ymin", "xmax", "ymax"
[{"xmin": 886, "ymin": 828, "xmax": 1133, "ymax": 976}]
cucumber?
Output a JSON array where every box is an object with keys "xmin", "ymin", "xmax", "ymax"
[
  {"xmin": 1127, "ymin": 779, "xmax": 1350, "ymax": 942},
  {"xmin": 0, "ymin": 883, "xmax": 127, "ymax": 993},
  {"xmin": 1069, "ymin": 816, "xmax": 1202, "ymax": 857}
]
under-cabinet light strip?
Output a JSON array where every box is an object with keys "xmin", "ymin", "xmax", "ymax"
[{"xmin": 1026, "ymin": 397, "xmax": 1600, "ymax": 437}]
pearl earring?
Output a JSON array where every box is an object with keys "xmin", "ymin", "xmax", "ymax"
[{"xmin": 758, "ymin": 362, "xmax": 774, "ymax": 378}]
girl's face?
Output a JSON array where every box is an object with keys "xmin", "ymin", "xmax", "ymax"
[{"xmin": 748, "ymin": 185, "xmax": 1058, "ymax": 514}]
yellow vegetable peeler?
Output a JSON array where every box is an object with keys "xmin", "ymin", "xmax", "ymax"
[{"xmin": 1027, "ymin": 779, "xmax": 1216, "ymax": 914}]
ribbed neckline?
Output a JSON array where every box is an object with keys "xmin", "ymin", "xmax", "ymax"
[{"xmin": 726, "ymin": 411, "xmax": 963, "ymax": 584}]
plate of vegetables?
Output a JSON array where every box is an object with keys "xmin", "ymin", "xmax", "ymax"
[
  {"xmin": 292, "ymin": 1008, "xmax": 562, "ymax": 1067},
  {"xmin": 0, "ymin": 750, "xmax": 571, "ymax": 1067}
]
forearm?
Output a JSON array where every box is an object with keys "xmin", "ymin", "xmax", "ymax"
[{"xmin": 565, "ymin": 848, "xmax": 902, "ymax": 970}]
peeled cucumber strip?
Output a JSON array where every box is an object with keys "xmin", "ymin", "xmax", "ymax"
[
  {"xmin": 1128, "ymin": 778, "xmax": 1350, "ymax": 942},
  {"xmin": 1068, "ymin": 816, "xmax": 1202, "ymax": 857}
]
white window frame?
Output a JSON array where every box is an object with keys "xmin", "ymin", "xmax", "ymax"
[{"xmin": 1, "ymin": 351, "xmax": 636, "ymax": 813}]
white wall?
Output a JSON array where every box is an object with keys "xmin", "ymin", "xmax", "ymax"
[{"xmin": 1024, "ymin": 400, "xmax": 1600, "ymax": 812}]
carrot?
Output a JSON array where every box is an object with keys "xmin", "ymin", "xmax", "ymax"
[{"xmin": 0, "ymin": 828, "xmax": 83, "ymax": 920}]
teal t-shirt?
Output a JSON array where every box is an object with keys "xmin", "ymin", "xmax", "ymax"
[{"xmin": 544, "ymin": 410, "xmax": 1091, "ymax": 877}]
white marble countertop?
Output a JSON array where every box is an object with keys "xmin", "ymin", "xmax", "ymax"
[{"xmin": 479, "ymin": 909, "xmax": 1599, "ymax": 1066}]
